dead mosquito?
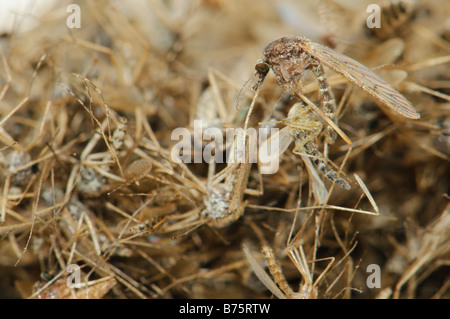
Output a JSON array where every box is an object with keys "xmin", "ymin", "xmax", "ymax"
[
  {"xmin": 201, "ymin": 132, "xmax": 252, "ymax": 227},
  {"xmin": 243, "ymin": 243, "xmax": 334, "ymax": 299},
  {"xmin": 237, "ymin": 35, "xmax": 420, "ymax": 141}
]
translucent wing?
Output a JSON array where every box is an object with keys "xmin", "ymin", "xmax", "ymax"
[
  {"xmin": 235, "ymin": 62, "xmax": 269, "ymax": 110},
  {"xmin": 235, "ymin": 74, "xmax": 260, "ymax": 110},
  {"xmin": 259, "ymin": 127, "xmax": 293, "ymax": 160},
  {"xmin": 258, "ymin": 127, "xmax": 292, "ymax": 175},
  {"xmin": 300, "ymin": 154, "xmax": 328, "ymax": 204},
  {"xmin": 243, "ymin": 244, "xmax": 287, "ymax": 299},
  {"xmin": 304, "ymin": 41, "xmax": 420, "ymax": 119}
]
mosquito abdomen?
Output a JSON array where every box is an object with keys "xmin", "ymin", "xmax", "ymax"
[{"xmin": 305, "ymin": 142, "xmax": 351, "ymax": 190}]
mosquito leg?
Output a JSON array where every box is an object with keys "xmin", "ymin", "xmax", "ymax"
[{"xmin": 309, "ymin": 59, "xmax": 337, "ymax": 144}]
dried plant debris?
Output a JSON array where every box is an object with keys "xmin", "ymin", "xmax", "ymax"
[{"xmin": 0, "ymin": 0, "xmax": 448, "ymax": 299}]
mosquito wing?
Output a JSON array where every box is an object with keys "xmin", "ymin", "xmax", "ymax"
[
  {"xmin": 259, "ymin": 127, "xmax": 293, "ymax": 162},
  {"xmin": 236, "ymin": 74, "xmax": 260, "ymax": 110},
  {"xmin": 304, "ymin": 41, "xmax": 420, "ymax": 119},
  {"xmin": 235, "ymin": 62, "xmax": 270, "ymax": 110},
  {"xmin": 300, "ymin": 154, "xmax": 328, "ymax": 204},
  {"xmin": 243, "ymin": 244, "xmax": 287, "ymax": 299},
  {"xmin": 258, "ymin": 127, "xmax": 293, "ymax": 175}
]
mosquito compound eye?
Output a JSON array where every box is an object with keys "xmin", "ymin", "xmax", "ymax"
[{"xmin": 255, "ymin": 62, "xmax": 269, "ymax": 76}]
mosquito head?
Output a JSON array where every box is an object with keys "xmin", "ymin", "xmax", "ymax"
[
  {"xmin": 255, "ymin": 61, "xmax": 270, "ymax": 79},
  {"xmin": 261, "ymin": 36, "xmax": 310, "ymax": 90}
]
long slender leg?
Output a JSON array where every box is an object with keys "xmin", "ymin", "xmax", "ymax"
[{"xmin": 309, "ymin": 59, "xmax": 337, "ymax": 144}]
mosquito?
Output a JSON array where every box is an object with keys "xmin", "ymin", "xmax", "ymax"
[
  {"xmin": 260, "ymin": 101, "xmax": 350, "ymax": 191},
  {"xmin": 237, "ymin": 35, "xmax": 420, "ymax": 141},
  {"xmin": 201, "ymin": 131, "xmax": 252, "ymax": 227},
  {"xmin": 243, "ymin": 243, "xmax": 334, "ymax": 299}
]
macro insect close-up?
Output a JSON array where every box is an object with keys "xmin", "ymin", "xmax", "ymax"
[
  {"xmin": 243, "ymin": 34, "xmax": 420, "ymax": 198},
  {"xmin": 0, "ymin": 0, "xmax": 448, "ymax": 303},
  {"xmin": 238, "ymin": 35, "xmax": 420, "ymax": 122}
]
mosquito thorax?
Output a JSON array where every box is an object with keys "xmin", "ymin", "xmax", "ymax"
[{"xmin": 263, "ymin": 36, "xmax": 305, "ymax": 60}]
